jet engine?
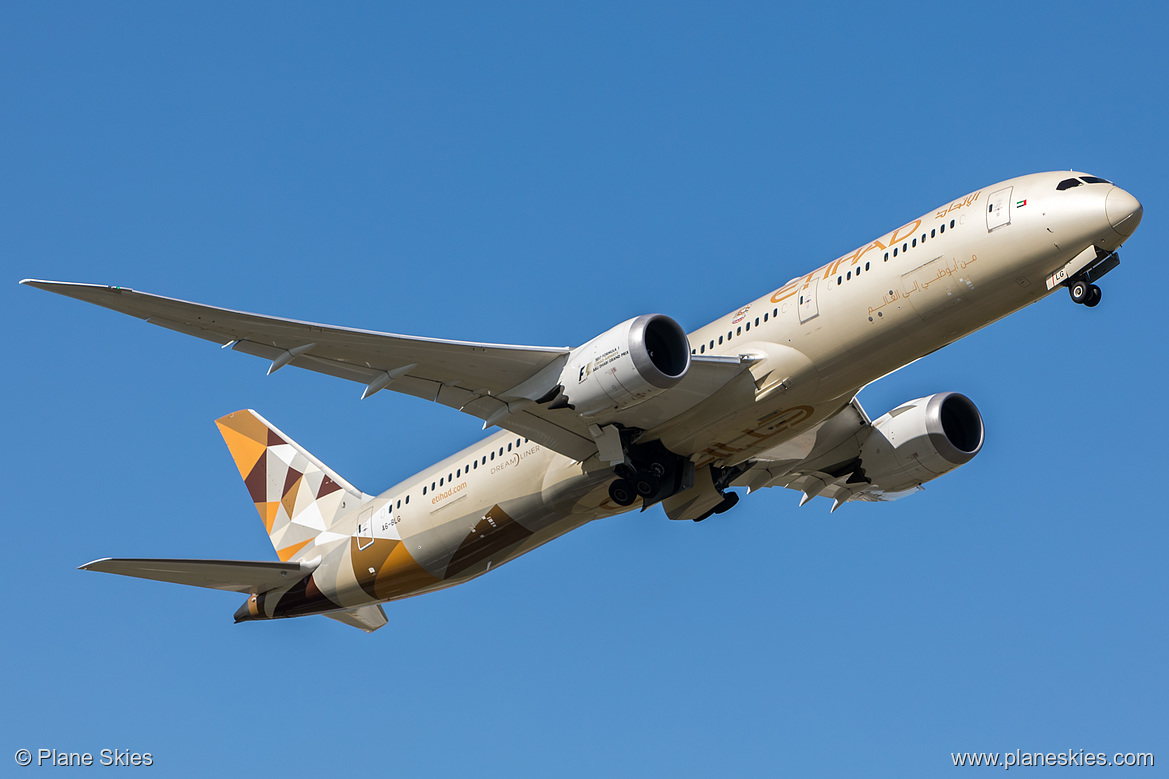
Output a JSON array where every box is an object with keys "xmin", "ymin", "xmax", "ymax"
[
  {"xmin": 554, "ymin": 314, "xmax": 691, "ymax": 417},
  {"xmin": 858, "ymin": 392, "xmax": 984, "ymax": 493}
]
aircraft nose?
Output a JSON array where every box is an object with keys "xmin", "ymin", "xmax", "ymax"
[{"xmin": 1106, "ymin": 186, "xmax": 1143, "ymax": 236}]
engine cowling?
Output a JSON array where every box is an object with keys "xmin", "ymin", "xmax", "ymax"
[
  {"xmin": 557, "ymin": 314, "xmax": 691, "ymax": 417},
  {"xmin": 858, "ymin": 392, "xmax": 984, "ymax": 494}
]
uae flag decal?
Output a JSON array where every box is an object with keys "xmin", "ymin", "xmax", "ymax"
[{"xmin": 1016, "ymin": 199, "xmax": 1027, "ymax": 208}]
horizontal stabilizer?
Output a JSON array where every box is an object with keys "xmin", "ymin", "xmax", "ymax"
[
  {"xmin": 79, "ymin": 558, "xmax": 315, "ymax": 594},
  {"xmin": 324, "ymin": 604, "xmax": 388, "ymax": 633}
]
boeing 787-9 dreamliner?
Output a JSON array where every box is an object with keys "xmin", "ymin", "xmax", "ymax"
[{"xmin": 23, "ymin": 170, "xmax": 1142, "ymax": 632}]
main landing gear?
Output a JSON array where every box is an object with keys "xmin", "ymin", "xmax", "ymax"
[
  {"xmin": 607, "ymin": 460, "xmax": 672, "ymax": 507},
  {"xmin": 606, "ymin": 440, "xmax": 691, "ymax": 508},
  {"xmin": 1068, "ymin": 278, "xmax": 1102, "ymax": 308}
]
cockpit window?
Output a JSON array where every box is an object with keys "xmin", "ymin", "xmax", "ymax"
[
  {"xmin": 1080, "ymin": 176, "xmax": 1111, "ymax": 185},
  {"xmin": 1056, "ymin": 178, "xmax": 1082, "ymax": 190}
]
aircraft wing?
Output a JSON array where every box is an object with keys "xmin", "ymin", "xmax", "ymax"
[
  {"xmin": 730, "ymin": 397, "xmax": 920, "ymax": 511},
  {"xmin": 23, "ymin": 280, "xmax": 748, "ymax": 462}
]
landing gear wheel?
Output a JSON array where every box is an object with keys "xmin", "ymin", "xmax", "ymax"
[
  {"xmin": 634, "ymin": 473, "xmax": 661, "ymax": 498},
  {"xmin": 1085, "ymin": 284, "xmax": 1102, "ymax": 307},
  {"xmin": 1069, "ymin": 279, "xmax": 1091, "ymax": 305},
  {"xmin": 608, "ymin": 479, "xmax": 636, "ymax": 507}
]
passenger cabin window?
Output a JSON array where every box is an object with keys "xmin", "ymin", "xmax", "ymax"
[{"xmin": 1057, "ymin": 178, "xmax": 1082, "ymax": 190}]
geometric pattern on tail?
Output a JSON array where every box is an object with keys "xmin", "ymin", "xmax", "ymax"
[{"xmin": 215, "ymin": 410, "xmax": 369, "ymax": 563}]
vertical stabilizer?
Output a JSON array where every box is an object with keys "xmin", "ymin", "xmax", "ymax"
[{"xmin": 215, "ymin": 410, "xmax": 370, "ymax": 562}]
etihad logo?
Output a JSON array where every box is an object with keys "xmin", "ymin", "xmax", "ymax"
[
  {"xmin": 696, "ymin": 405, "xmax": 814, "ymax": 466},
  {"xmin": 769, "ymin": 190, "xmax": 982, "ymax": 305},
  {"xmin": 936, "ymin": 191, "xmax": 981, "ymax": 220}
]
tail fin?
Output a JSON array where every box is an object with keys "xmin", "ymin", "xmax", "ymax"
[{"xmin": 215, "ymin": 410, "xmax": 370, "ymax": 562}]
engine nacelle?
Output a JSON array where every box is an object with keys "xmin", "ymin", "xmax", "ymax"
[
  {"xmin": 557, "ymin": 314, "xmax": 691, "ymax": 417},
  {"xmin": 858, "ymin": 392, "xmax": 984, "ymax": 494}
]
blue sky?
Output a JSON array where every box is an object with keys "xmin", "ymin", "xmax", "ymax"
[{"xmin": 4, "ymin": 3, "xmax": 1166, "ymax": 776}]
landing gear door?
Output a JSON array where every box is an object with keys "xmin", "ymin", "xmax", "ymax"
[
  {"xmin": 987, "ymin": 186, "xmax": 1013, "ymax": 232},
  {"xmin": 798, "ymin": 277, "xmax": 820, "ymax": 323}
]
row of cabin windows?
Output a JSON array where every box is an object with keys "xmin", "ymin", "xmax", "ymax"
[
  {"xmin": 693, "ymin": 309, "xmax": 781, "ymax": 354},
  {"xmin": 836, "ymin": 218, "xmax": 956, "ymax": 287},
  {"xmin": 882, "ymin": 219, "xmax": 955, "ymax": 263},
  {"xmin": 838, "ymin": 261, "xmax": 872, "ymax": 285},
  {"xmin": 419, "ymin": 437, "xmax": 529, "ymax": 496}
]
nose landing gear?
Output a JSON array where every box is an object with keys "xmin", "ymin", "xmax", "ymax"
[
  {"xmin": 1065, "ymin": 250, "xmax": 1118, "ymax": 309},
  {"xmin": 1068, "ymin": 279, "xmax": 1102, "ymax": 307}
]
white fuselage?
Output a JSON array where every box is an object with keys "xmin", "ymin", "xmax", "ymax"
[{"xmin": 294, "ymin": 171, "xmax": 1141, "ymax": 612}]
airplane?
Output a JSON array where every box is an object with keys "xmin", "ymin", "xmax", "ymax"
[{"xmin": 22, "ymin": 170, "xmax": 1142, "ymax": 632}]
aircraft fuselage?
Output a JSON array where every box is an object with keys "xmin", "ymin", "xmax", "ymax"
[{"xmin": 242, "ymin": 170, "xmax": 1143, "ymax": 623}]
